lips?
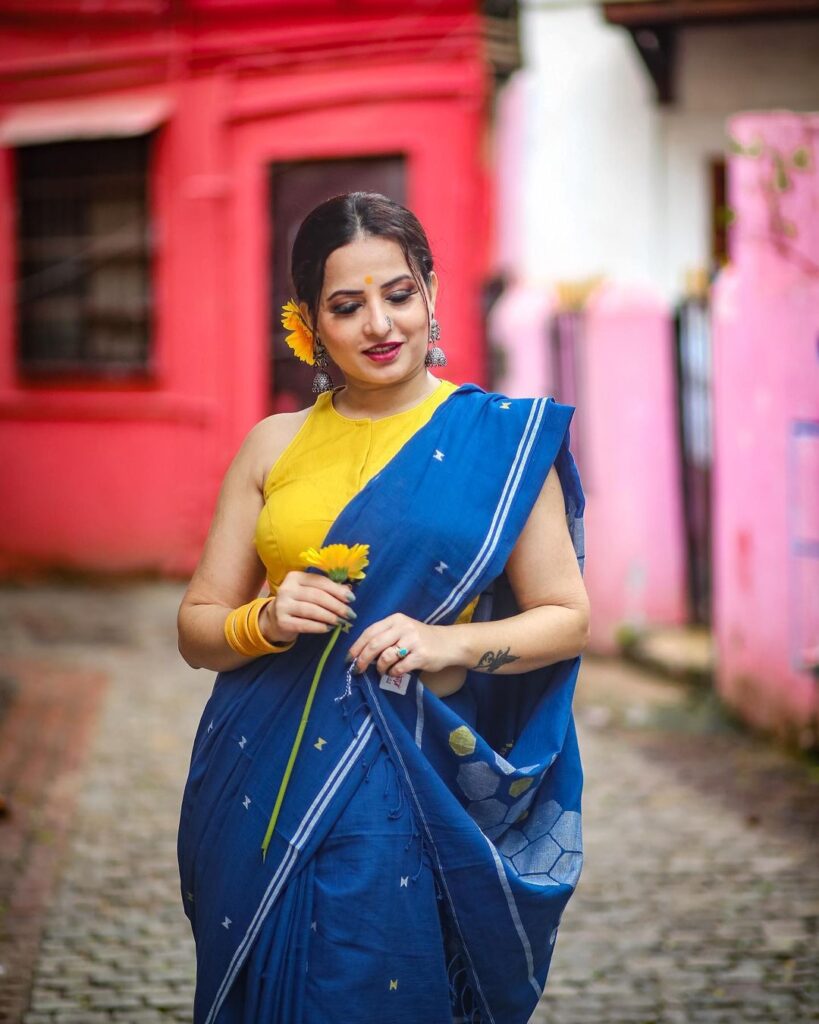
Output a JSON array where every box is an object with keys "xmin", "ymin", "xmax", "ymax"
[
  {"xmin": 362, "ymin": 341, "xmax": 403, "ymax": 364},
  {"xmin": 363, "ymin": 341, "xmax": 402, "ymax": 353}
]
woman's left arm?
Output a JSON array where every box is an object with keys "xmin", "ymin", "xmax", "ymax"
[
  {"xmin": 348, "ymin": 464, "xmax": 590, "ymax": 678},
  {"xmin": 447, "ymin": 463, "xmax": 590, "ymax": 675}
]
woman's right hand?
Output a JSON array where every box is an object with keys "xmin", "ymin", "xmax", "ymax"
[{"xmin": 260, "ymin": 571, "xmax": 356, "ymax": 645}]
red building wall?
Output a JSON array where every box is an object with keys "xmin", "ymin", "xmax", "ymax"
[{"xmin": 0, "ymin": 1, "xmax": 492, "ymax": 576}]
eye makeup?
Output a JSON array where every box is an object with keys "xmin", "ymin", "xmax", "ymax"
[
  {"xmin": 326, "ymin": 274, "xmax": 414, "ymax": 302},
  {"xmin": 331, "ymin": 289, "xmax": 416, "ymax": 316}
]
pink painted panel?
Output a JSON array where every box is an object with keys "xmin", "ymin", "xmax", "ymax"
[
  {"xmin": 712, "ymin": 111, "xmax": 819, "ymax": 745},
  {"xmin": 581, "ymin": 284, "xmax": 688, "ymax": 651},
  {"xmin": 489, "ymin": 279, "xmax": 687, "ymax": 650},
  {"xmin": 0, "ymin": 418, "xmax": 215, "ymax": 575},
  {"xmin": 486, "ymin": 282, "xmax": 552, "ymax": 398},
  {"xmin": 0, "ymin": 26, "xmax": 490, "ymax": 577}
]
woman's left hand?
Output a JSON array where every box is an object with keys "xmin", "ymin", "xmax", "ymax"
[{"xmin": 347, "ymin": 613, "xmax": 460, "ymax": 678}]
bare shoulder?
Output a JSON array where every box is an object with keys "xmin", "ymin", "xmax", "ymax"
[{"xmin": 245, "ymin": 405, "xmax": 313, "ymax": 491}]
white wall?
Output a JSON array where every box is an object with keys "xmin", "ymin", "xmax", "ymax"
[
  {"xmin": 660, "ymin": 19, "xmax": 819, "ymax": 297},
  {"xmin": 498, "ymin": 2, "xmax": 819, "ymax": 302},
  {"xmin": 677, "ymin": 21, "xmax": 819, "ymax": 112},
  {"xmin": 503, "ymin": 3, "xmax": 660, "ymax": 290}
]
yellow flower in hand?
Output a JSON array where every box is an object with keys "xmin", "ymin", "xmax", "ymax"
[
  {"xmin": 261, "ymin": 540, "xmax": 370, "ymax": 862},
  {"xmin": 300, "ymin": 543, "xmax": 370, "ymax": 583},
  {"xmin": 281, "ymin": 298, "xmax": 316, "ymax": 365}
]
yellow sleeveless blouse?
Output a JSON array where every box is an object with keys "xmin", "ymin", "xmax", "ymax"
[{"xmin": 254, "ymin": 377, "xmax": 479, "ymax": 625}]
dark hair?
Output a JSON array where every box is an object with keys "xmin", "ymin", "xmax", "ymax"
[{"xmin": 290, "ymin": 192, "xmax": 435, "ymax": 341}]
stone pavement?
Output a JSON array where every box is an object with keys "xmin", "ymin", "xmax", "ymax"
[
  {"xmin": 534, "ymin": 660, "xmax": 818, "ymax": 1024},
  {"xmin": 0, "ymin": 658, "xmax": 107, "ymax": 1021},
  {"xmin": 0, "ymin": 582, "xmax": 816, "ymax": 1024}
]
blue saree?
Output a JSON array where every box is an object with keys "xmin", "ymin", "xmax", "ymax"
[{"xmin": 177, "ymin": 383, "xmax": 586, "ymax": 1024}]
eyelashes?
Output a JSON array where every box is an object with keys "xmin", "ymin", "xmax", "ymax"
[{"xmin": 332, "ymin": 290, "xmax": 416, "ymax": 316}]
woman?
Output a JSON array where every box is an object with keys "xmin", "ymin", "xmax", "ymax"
[{"xmin": 177, "ymin": 191, "xmax": 589, "ymax": 1024}]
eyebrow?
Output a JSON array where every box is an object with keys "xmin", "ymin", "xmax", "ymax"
[{"xmin": 326, "ymin": 274, "xmax": 414, "ymax": 301}]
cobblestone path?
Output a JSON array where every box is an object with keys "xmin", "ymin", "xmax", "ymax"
[
  {"xmin": 1, "ymin": 583, "xmax": 201, "ymax": 1024},
  {"xmin": 1, "ymin": 584, "xmax": 816, "ymax": 1024},
  {"xmin": 534, "ymin": 661, "xmax": 818, "ymax": 1024}
]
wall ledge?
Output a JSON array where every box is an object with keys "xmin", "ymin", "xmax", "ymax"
[{"xmin": 0, "ymin": 391, "xmax": 217, "ymax": 425}]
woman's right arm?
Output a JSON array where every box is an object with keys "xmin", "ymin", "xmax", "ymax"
[
  {"xmin": 176, "ymin": 416, "xmax": 356, "ymax": 673},
  {"xmin": 177, "ymin": 418, "xmax": 279, "ymax": 672}
]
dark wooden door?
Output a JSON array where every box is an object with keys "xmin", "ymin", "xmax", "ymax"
[
  {"xmin": 269, "ymin": 156, "xmax": 406, "ymax": 412},
  {"xmin": 674, "ymin": 296, "xmax": 713, "ymax": 625}
]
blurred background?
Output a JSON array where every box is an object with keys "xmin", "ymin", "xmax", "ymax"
[{"xmin": 0, "ymin": 2, "xmax": 817, "ymax": 1023}]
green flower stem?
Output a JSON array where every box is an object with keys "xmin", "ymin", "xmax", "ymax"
[{"xmin": 261, "ymin": 622, "xmax": 343, "ymax": 861}]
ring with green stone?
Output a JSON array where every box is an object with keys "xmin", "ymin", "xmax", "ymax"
[{"xmin": 395, "ymin": 646, "xmax": 409, "ymax": 658}]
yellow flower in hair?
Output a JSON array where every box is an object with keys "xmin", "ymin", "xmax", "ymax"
[
  {"xmin": 281, "ymin": 298, "xmax": 316, "ymax": 365},
  {"xmin": 300, "ymin": 543, "xmax": 370, "ymax": 583}
]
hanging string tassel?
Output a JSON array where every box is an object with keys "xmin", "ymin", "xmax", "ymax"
[
  {"xmin": 335, "ymin": 663, "xmax": 355, "ymax": 704},
  {"xmin": 387, "ymin": 781, "xmax": 404, "ymax": 819},
  {"xmin": 361, "ymin": 753, "xmax": 378, "ymax": 784},
  {"xmin": 411, "ymin": 839, "xmax": 430, "ymax": 881},
  {"xmin": 403, "ymin": 822, "xmax": 420, "ymax": 853},
  {"xmin": 344, "ymin": 699, "xmax": 370, "ymax": 737}
]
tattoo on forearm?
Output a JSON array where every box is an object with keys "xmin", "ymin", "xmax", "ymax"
[{"xmin": 475, "ymin": 648, "xmax": 520, "ymax": 673}]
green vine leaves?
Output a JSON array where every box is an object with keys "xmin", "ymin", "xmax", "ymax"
[{"xmin": 724, "ymin": 131, "xmax": 817, "ymax": 275}]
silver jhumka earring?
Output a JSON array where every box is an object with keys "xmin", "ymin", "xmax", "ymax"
[
  {"xmin": 312, "ymin": 336, "xmax": 335, "ymax": 394},
  {"xmin": 424, "ymin": 317, "xmax": 447, "ymax": 367}
]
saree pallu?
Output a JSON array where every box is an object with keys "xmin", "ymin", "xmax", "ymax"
[{"xmin": 178, "ymin": 383, "xmax": 586, "ymax": 1024}]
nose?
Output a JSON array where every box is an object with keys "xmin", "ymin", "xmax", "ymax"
[{"xmin": 364, "ymin": 300, "xmax": 392, "ymax": 337}]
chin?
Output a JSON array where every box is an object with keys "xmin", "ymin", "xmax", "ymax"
[{"xmin": 357, "ymin": 351, "xmax": 421, "ymax": 376}]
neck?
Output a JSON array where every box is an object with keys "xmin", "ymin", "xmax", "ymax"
[{"xmin": 332, "ymin": 368, "xmax": 439, "ymax": 420}]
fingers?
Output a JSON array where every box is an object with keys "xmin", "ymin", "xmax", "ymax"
[
  {"xmin": 293, "ymin": 571, "xmax": 355, "ymax": 613},
  {"xmin": 276, "ymin": 598, "xmax": 354, "ymax": 632},
  {"xmin": 275, "ymin": 571, "xmax": 357, "ymax": 634},
  {"xmin": 349, "ymin": 615, "xmax": 411, "ymax": 675},
  {"xmin": 302, "ymin": 570, "xmax": 355, "ymax": 600},
  {"xmin": 295, "ymin": 590, "xmax": 355, "ymax": 624},
  {"xmin": 348, "ymin": 618, "xmax": 447, "ymax": 678},
  {"xmin": 281, "ymin": 615, "xmax": 340, "ymax": 635},
  {"xmin": 281, "ymin": 570, "xmax": 353, "ymax": 601},
  {"xmin": 347, "ymin": 621, "xmax": 397, "ymax": 673},
  {"xmin": 375, "ymin": 644, "xmax": 412, "ymax": 678}
]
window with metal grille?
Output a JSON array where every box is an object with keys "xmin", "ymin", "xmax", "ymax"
[{"xmin": 15, "ymin": 134, "xmax": 154, "ymax": 377}]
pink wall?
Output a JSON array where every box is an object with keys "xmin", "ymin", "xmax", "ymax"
[
  {"xmin": 712, "ymin": 111, "xmax": 819, "ymax": 748},
  {"xmin": 489, "ymin": 280, "xmax": 688, "ymax": 651}
]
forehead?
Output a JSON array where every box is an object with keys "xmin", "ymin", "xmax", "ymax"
[{"xmin": 322, "ymin": 235, "xmax": 410, "ymax": 286}]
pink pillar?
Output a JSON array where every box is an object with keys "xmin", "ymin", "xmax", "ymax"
[
  {"xmin": 712, "ymin": 111, "xmax": 819, "ymax": 748},
  {"xmin": 487, "ymin": 281, "xmax": 552, "ymax": 398},
  {"xmin": 490, "ymin": 280, "xmax": 687, "ymax": 650},
  {"xmin": 581, "ymin": 284, "xmax": 688, "ymax": 651}
]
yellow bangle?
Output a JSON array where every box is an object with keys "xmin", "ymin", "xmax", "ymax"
[
  {"xmin": 225, "ymin": 605, "xmax": 256, "ymax": 657},
  {"xmin": 224, "ymin": 598, "xmax": 295, "ymax": 657},
  {"xmin": 247, "ymin": 597, "xmax": 291, "ymax": 652}
]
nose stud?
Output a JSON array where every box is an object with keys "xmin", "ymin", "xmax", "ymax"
[{"xmin": 385, "ymin": 315, "xmax": 392, "ymax": 331}]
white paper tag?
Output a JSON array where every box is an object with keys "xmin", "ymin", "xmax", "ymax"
[{"xmin": 379, "ymin": 672, "xmax": 411, "ymax": 696}]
